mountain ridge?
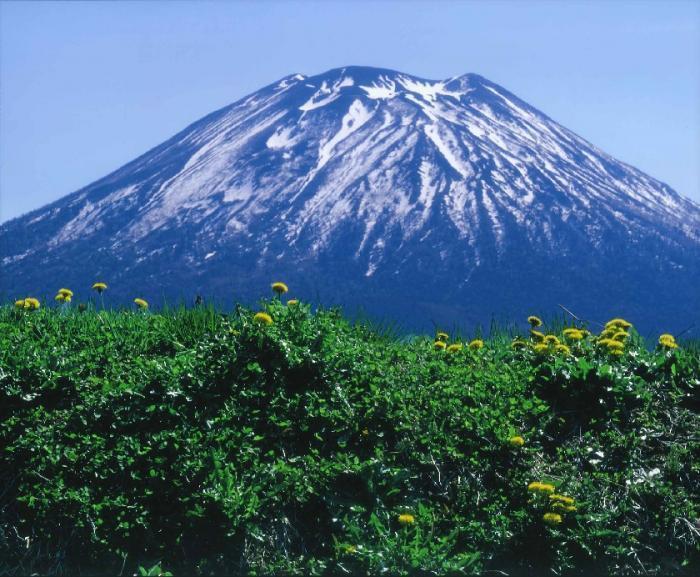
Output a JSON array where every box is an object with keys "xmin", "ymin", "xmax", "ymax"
[{"xmin": 2, "ymin": 66, "xmax": 699, "ymax": 333}]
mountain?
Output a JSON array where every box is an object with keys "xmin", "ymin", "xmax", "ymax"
[{"xmin": 2, "ymin": 66, "xmax": 700, "ymax": 334}]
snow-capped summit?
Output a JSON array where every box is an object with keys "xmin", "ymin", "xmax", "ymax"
[{"xmin": 2, "ymin": 66, "xmax": 699, "ymax": 332}]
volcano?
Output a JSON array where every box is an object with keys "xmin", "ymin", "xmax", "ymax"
[{"xmin": 2, "ymin": 66, "xmax": 699, "ymax": 333}]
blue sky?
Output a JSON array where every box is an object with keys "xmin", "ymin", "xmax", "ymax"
[{"xmin": 1, "ymin": 0, "xmax": 698, "ymax": 222}]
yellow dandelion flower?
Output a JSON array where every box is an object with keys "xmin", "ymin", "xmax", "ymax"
[
  {"xmin": 397, "ymin": 513, "xmax": 415, "ymax": 525},
  {"xmin": 543, "ymin": 335, "xmax": 559, "ymax": 345},
  {"xmin": 533, "ymin": 343, "xmax": 549, "ymax": 354},
  {"xmin": 508, "ymin": 435, "xmax": 525, "ymax": 447},
  {"xmin": 549, "ymin": 494, "xmax": 575, "ymax": 505},
  {"xmin": 563, "ymin": 505, "xmax": 578, "ymax": 512},
  {"xmin": 271, "ymin": 282, "xmax": 288, "ymax": 295},
  {"xmin": 287, "ymin": 299, "xmax": 299, "ymax": 306},
  {"xmin": 92, "ymin": 282, "xmax": 108, "ymax": 293},
  {"xmin": 446, "ymin": 343, "xmax": 463, "ymax": 353},
  {"xmin": 528, "ymin": 316, "xmax": 543, "ymax": 327},
  {"xmin": 606, "ymin": 340, "xmax": 624, "ymax": 351},
  {"xmin": 434, "ymin": 340, "xmax": 447, "ymax": 350},
  {"xmin": 55, "ymin": 293, "xmax": 66, "ymax": 302},
  {"xmin": 563, "ymin": 328, "xmax": 584, "ymax": 341},
  {"xmin": 598, "ymin": 338, "xmax": 624, "ymax": 351},
  {"xmin": 14, "ymin": 299, "xmax": 25, "ymax": 309},
  {"xmin": 64, "ymin": 295, "xmax": 72, "ymax": 303},
  {"xmin": 468, "ymin": 339, "xmax": 484, "ymax": 350},
  {"xmin": 609, "ymin": 349, "xmax": 624, "ymax": 357},
  {"xmin": 605, "ymin": 318, "xmax": 632, "ymax": 330},
  {"xmin": 24, "ymin": 298, "xmax": 40, "ymax": 310},
  {"xmin": 543, "ymin": 512, "xmax": 563, "ymax": 525},
  {"xmin": 134, "ymin": 298, "xmax": 149, "ymax": 310},
  {"xmin": 529, "ymin": 329, "xmax": 545, "ymax": 342},
  {"xmin": 658, "ymin": 334, "xmax": 678, "ymax": 349},
  {"xmin": 57, "ymin": 288, "xmax": 73, "ymax": 298},
  {"xmin": 254, "ymin": 312, "xmax": 273, "ymax": 325},
  {"xmin": 436, "ymin": 331, "xmax": 449, "ymax": 341},
  {"xmin": 599, "ymin": 328, "xmax": 618, "ymax": 339},
  {"xmin": 511, "ymin": 339, "xmax": 527, "ymax": 349},
  {"xmin": 612, "ymin": 331, "xmax": 628, "ymax": 342},
  {"xmin": 529, "ymin": 482, "xmax": 555, "ymax": 494},
  {"xmin": 555, "ymin": 344, "xmax": 571, "ymax": 355}
]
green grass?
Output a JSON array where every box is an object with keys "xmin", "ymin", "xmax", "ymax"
[{"xmin": 1, "ymin": 301, "xmax": 698, "ymax": 576}]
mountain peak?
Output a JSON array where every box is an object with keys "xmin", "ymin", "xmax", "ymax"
[{"xmin": 2, "ymin": 66, "xmax": 699, "ymax": 332}]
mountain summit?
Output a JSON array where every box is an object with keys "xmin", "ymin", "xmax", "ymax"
[{"xmin": 2, "ymin": 66, "xmax": 699, "ymax": 331}]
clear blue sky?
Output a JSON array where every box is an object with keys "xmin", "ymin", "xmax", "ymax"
[{"xmin": 1, "ymin": 0, "xmax": 699, "ymax": 223}]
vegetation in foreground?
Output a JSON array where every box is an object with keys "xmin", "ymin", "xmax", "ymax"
[{"xmin": 0, "ymin": 294, "xmax": 698, "ymax": 576}]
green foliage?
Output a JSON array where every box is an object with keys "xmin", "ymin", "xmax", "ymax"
[{"xmin": 0, "ymin": 302, "xmax": 698, "ymax": 575}]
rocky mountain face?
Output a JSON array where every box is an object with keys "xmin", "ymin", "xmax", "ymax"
[{"xmin": 2, "ymin": 66, "xmax": 699, "ymax": 334}]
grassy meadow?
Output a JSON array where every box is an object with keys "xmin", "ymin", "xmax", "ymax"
[{"xmin": 1, "ymin": 292, "xmax": 698, "ymax": 576}]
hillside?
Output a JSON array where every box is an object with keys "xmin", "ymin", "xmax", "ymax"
[
  {"xmin": 2, "ymin": 66, "xmax": 700, "ymax": 334},
  {"xmin": 1, "ymin": 297, "xmax": 698, "ymax": 575}
]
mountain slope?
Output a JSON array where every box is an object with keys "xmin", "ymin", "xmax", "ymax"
[{"xmin": 2, "ymin": 66, "xmax": 699, "ymax": 332}]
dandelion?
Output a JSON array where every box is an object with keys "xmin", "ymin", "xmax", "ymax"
[
  {"xmin": 554, "ymin": 344, "xmax": 571, "ymax": 356},
  {"xmin": 57, "ymin": 288, "xmax": 73, "ymax": 298},
  {"xmin": 436, "ymin": 331, "xmax": 449, "ymax": 342},
  {"xmin": 659, "ymin": 334, "xmax": 678, "ymax": 349},
  {"xmin": 528, "ymin": 482, "xmax": 555, "ymax": 494},
  {"xmin": 23, "ymin": 298, "xmax": 40, "ymax": 310},
  {"xmin": 468, "ymin": 339, "xmax": 484, "ymax": 350},
  {"xmin": 549, "ymin": 494, "xmax": 575, "ymax": 505},
  {"xmin": 434, "ymin": 340, "xmax": 447, "ymax": 351},
  {"xmin": 612, "ymin": 331, "xmax": 628, "ymax": 342},
  {"xmin": 134, "ymin": 298, "xmax": 149, "ymax": 310},
  {"xmin": 511, "ymin": 339, "xmax": 527, "ymax": 349},
  {"xmin": 543, "ymin": 335, "xmax": 560, "ymax": 345},
  {"xmin": 606, "ymin": 340, "xmax": 624, "ymax": 352},
  {"xmin": 563, "ymin": 328, "xmax": 584, "ymax": 341},
  {"xmin": 92, "ymin": 282, "xmax": 108, "ymax": 293},
  {"xmin": 271, "ymin": 282, "xmax": 288, "ymax": 295},
  {"xmin": 563, "ymin": 505, "xmax": 578, "ymax": 512},
  {"xmin": 446, "ymin": 343, "xmax": 463, "ymax": 353},
  {"xmin": 599, "ymin": 338, "xmax": 624, "ymax": 352},
  {"xmin": 64, "ymin": 295, "xmax": 72, "ymax": 303},
  {"xmin": 529, "ymin": 329, "xmax": 545, "ymax": 342},
  {"xmin": 610, "ymin": 349, "xmax": 624, "ymax": 357},
  {"xmin": 543, "ymin": 512, "xmax": 563, "ymax": 526},
  {"xmin": 533, "ymin": 343, "xmax": 549, "ymax": 354},
  {"xmin": 398, "ymin": 513, "xmax": 415, "ymax": 525},
  {"xmin": 605, "ymin": 318, "xmax": 632, "ymax": 330},
  {"xmin": 528, "ymin": 316, "xmax": 543, "ymax": 327},
  {"xmin": 287, "ymin": 299, "xmax": 299, "ymax": 306},
  {"xmin": 509, "ymin": 435, "xmax": 525, "ymax": 447},
  {"xmin": 14, "ymin": 299, "xmax": 25, "ymax": 309},
  {"xmin": 254, "ymin": 312, "xmax": 273, "ymax": 325},
  {"xmin": 598, "ymin": 328, "xmax": 618, "ymax": 340},
  {"xmin": 55, "ymin": 294, "xmax": 66, "ymax": 302}
]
